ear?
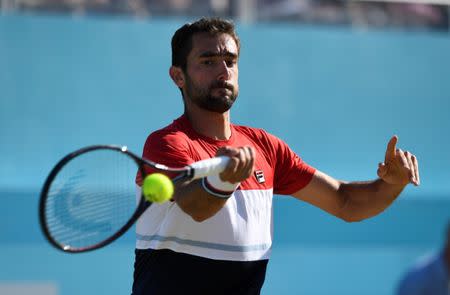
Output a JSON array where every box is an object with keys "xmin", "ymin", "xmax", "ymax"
[{"xmin": 169, "ymin": 66, "xmax": 185, "ymax": 88}]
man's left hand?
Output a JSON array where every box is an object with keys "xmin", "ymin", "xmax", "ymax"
[{"xmin": 377, "ymin": 136, "xmax": 420, "ymax": 186}]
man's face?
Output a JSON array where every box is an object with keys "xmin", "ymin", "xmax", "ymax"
[{"xmin": 182, "ymin": 32, "xmax": 239, "ymax": 113}]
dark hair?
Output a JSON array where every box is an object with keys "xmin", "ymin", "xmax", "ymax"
[{"xmin": 171, "ymin": 17, "xmax": 240, "ymax": 70}]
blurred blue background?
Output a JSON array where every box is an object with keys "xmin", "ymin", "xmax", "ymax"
[{"xmin": 1, "ymin": 1, "xmax": 450, "ymax": 294}]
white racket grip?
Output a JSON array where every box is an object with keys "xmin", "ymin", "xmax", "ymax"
[{"xmin": 189, "ymin": 156, "xmax": 230, "ymax": 180}]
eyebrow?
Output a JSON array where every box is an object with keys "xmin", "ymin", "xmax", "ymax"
[{"xmin": 198, "ymin": 51, "xmax": 238, "ymax": 59}]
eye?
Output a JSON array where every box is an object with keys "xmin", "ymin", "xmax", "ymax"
[
  {"xmin": 201, "ymin": 59, "xmax": 214, "ymax": 65},
  {"xmin": 226, "ymin": 59, "xmax": 237, "ymax": 67}
]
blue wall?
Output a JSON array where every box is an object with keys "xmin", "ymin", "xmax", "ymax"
[{"xmin": 1, "ymin": 14, "xmax": 449, "ymax": 295}]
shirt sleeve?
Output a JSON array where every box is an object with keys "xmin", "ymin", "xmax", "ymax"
[
  {"xmin": 136, "ymin": 130, "xmax": 193, "ymax": 186},
  {"xmin": 266, "ymin": 133, "xmax": 316, "ymax": 195}
]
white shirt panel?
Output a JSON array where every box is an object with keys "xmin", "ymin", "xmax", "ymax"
[{"xmin": 135, "ymin": 186, "xmax": 274, "ymax": 261}]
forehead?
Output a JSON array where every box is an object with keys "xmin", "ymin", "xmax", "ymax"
[{"xmin": 189, "ymin": 33, "xmax": 238, "ymax": 57}]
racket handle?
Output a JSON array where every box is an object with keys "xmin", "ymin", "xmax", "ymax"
[{"xmin": 189, "ymin": 156, "xmax": 230, "ymax": 179}]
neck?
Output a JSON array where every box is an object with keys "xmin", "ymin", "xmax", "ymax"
[{"xmin": 184, "ymin": 104, "xmax": 231, "ymax": 140}]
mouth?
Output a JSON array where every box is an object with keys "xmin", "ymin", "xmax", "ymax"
[
  {"xmin": 212, "ymin": 87, "xmax": 232, "ymax": 96},
  {"xmin": 214, "ymin": 87, "xmax": 232, "ymax": 91},
  {"xmin": 211, "ymin": 82, "xmax": 233, "ymax": 91}
]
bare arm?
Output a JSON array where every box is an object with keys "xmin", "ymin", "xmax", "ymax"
[
  {"xmin": 173, "ymin": 146, "xmax": 255, "ymax": 222},
  {"xmin": 293, "ymin": 136, "xmax": 420, "ymax": 222},
  {"xmin": 293, "ymin": 171, "xmax": 406, "ymax": 222},
  {"xmin": 172, "ymin": 179, "xmax": 227, "ymax": 222}
]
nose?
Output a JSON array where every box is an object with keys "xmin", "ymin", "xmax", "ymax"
[{"xmin": 217, "ymin": 60, "xmax": 231, "ymax": 81}]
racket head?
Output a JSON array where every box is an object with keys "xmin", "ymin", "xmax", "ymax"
[{"xmin": 39, "ymin": 145, "xmax": 148, "ymax": 253}]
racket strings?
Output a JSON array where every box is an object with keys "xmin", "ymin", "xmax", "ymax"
[{"xmin": 43, "ymin": 149, "xmax": 139, "ymax": 250}]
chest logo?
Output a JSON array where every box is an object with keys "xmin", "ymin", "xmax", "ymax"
[{"xmin": 254, "ymin": 170, "xmax": 265, "ymax": 184}]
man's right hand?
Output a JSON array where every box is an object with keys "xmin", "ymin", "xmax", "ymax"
[{"xmin": 216, "ymin": 146, "xmax": 255, "ymax": 184}]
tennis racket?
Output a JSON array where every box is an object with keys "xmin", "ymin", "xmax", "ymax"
[{"xmin": 39, "ymin": 145, "xmax": 229, "ymax": 253}]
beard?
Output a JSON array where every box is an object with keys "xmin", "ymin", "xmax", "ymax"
[{"xmin": 184, "ymin": 75, "xmax": 238, "ymax": 113}]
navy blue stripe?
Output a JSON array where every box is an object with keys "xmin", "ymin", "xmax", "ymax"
[{"xmin": 201, "ymin": 177, "xmax": 233, "ymax": 199}]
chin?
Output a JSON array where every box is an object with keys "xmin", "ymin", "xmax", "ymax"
[
  {"xmin": 208, "ymin": 105, "xmax": 233, "ymax": 114},
  {"xmin": 204, "ymin": 100, "xmax": 234, "ymax": 113}
]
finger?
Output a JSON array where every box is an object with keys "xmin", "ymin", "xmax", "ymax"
[
  {"xmin": 397, "ymin": 149, "xmax": 412, "ymax": 184},
  {"xmin": 377, "ymin": 162, "xmax": 387, "ymax": 178},
  {"xmin": 217, "ymin": 147, "xmax": 241, "ymax": 182},
  {"xmin": 241, "ymin": 146, "xmax": 255, "ymax": 179},
  {"xmin": 248, "ymin": 146, "xmax": 256, "ymax": 174},
  {"xmin": 411, "ymin": 154, "xmax": 420, "ymax": 186},
  {"xmin": 385, "ymin": 135, "xmax": 398, "ymax": 163},
  {"xmin": 232, "ymin": 146, "xmax": 256, "ymax": 182},
  {"xmin": 219, "ymin": 146, "xmax": 255, "ymax": 183},
  {"xmin": 404, "ymin": 151, "xmax": 416, "ymax": 184},
  {"xmin": 228, "ymin": 148, "xmax": 247, "ymax": 183},
  {"xmin": 219, "ymin": 154, "xmax": 239, "ymax": 182},
  {"xmin": 397, "ymin": 149, "xmax": 409, "ymax": 169}
]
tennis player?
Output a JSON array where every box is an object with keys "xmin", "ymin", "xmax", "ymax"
[{"xmin": 131, "ymin": 17, "xmax": 420, "ymax": 295}]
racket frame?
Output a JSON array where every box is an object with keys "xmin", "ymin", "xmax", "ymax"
[{"xmin": 39, "ymin": 145, "xmax": 193, "ymax": 253}]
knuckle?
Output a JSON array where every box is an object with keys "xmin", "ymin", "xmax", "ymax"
[
  {"xmin": 240, "ymin": 149, "xmax": 246, "ymax": 158},
  {"xmin": 229, "ymin": 158, "xmax": 238, "ymax": 167},
  {"xmin": 227, "ymin": 159, "xmax": 238, "ymax": 172}
]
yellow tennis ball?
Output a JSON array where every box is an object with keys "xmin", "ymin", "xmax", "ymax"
[{"xmin": 142, "ymin": 173, "xmax": 174, "ymax": 203}]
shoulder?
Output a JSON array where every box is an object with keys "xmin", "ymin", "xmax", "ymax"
[
  {"xmin": 141, "ymin": 117, "xmax": 198, "ymax": 167},
  {"xmin": 144, "ymin": 117, "xmax": 193, "ymax": 153},
  {"xmin": 147, "ymin": 127, "xmax": 189, "ymax": 147},
  {"xmin": 148, "ymin": 116, "xmax": 192, "ymax": 143}
]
